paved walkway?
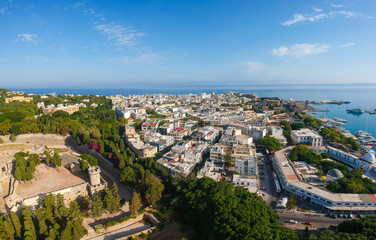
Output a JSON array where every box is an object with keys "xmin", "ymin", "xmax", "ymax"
[{"xmin": 89, "ymin": 222, "xmax": 152, "ymax": 240}]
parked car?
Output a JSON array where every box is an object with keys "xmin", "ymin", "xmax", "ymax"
[
  {"xmin": 331, "ymin": 214, "xmax": 337, "ymax": 219},
  {"xmin": 260, "ymin": 187, "xmax": 266, "ymax": 190},
  {"xmin": 348, "ymin": 214, "xmax": 353, "ymax": 219},
  {"xmin": 305, "ymin": 222, "xmax": 313, "ymax": 225},
  {"xmin": 288, "ymin": 220, "xmax": 298, "ymax": 224}
]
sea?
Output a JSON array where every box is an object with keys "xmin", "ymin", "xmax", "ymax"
[{"xmin": 10, "ymin": 83, "xmax": 376, "ymax": 139}]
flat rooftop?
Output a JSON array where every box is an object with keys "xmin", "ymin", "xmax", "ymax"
[
  {"xmin": 274, "ymin": 147, "xmax": 376, "ymax": 204},
  {"xmin": 16, "ymin": 164, "xmax": 87, "ymax": 199}
]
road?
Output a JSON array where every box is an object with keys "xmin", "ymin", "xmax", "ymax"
[
  {"xmin": 279, "ymin": 212, "xmax": 345, "ymax": 230},
  {"xmin": 259, "ymin": 154, "xmax": 279, "ymax": 207}
]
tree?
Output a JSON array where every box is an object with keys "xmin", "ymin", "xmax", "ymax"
[
  {"xmin": 119, "ymin": 166, "xmax": 136, "ymax": 184},
  {"xmin": 144, "ymin": 177, "xmax": 164, "ymax": 206},
  {"xmin": 129, "ymin": 191, "xmax": 141, "ymax": 214},
  {"xmin": 224, "ymin": 150, "xmax": 232, "ymax": 168},
  {"xmin": 25, "ymin": 167, "xmax": 33, "ymax": 181},
  {"xmin": 56, "ymin": 193, "xmax": 69, "ymax": 218},
  {"xmin": 2, "ymin": 217, "xmax": 15, "ymax": 240},
  {"xmin": 43, "ymin": 194, "xmax": 56, "ymax": 224},
  {"xmin": 80, "ymin": 154, "xmax": 98, "ymax": 171},
  {"xmin": 14, "ymin": 167, "xmax": 22, "ymax": 181},
  {"xmin": 103, "ymin": 184, "xmax": 121, "ymax": 214},
  {"xmin": 11, "ymin": 212, "xmax": 21, "ymax": 238},
  {"xmin": 22, "ymin": 206, "xmax": 36, "ymax": 239},
  {"xmin": 258, "ymin": 135, "xmax": 281, "ymax": 152},
  {"xmin": 60, "ymin": 220, "xmax": 73, "ymax": 240},
  {"xmin": 178, "ymin": 178, "xmax": 298, "ymax": 240},
  {"xmin": 52, "ymin": 151, "xmax": 62, "ymax": 167},
  {"xmin": 90, "ymin": 195, "xmax": 104, "ymax": 218},
  {"xmin": 45, "ymin": 150, "xmax": 51, "ymax": 165},
  {"xmin": 119, "ymin": 139, "xmax": 125, "ymax": 151},
  {"xmin": 9, "ymin": 134, "xmax": 16, "ymax": 142},
  {"xmin": 72, "ymin": 219, "xmax": 87, "ymax": 240},
  {"xmin": 29, "ymin": 153, "xmax": 41, "ymax": 166},
  {"xmin": 52, "ymin": 110, "xmax": 69, "ymax": 118},
  {"xmin": 35, "ymin": 208, "xmax": 48, "ymax": 236},
  {"xmin": 286, "ymin": 193, "xmax": 297, "ymax": 210}
]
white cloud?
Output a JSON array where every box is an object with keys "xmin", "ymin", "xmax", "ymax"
[
  {"xmin": 341, "ymin": 42, "xmax": 356, "ymax": 47},
  {"xmin": 331, "ymin": 4, "xmax": 344, "ymax": 8},
  {"xmin": 0, "ymin": 7, "xmax": 7, "ymax": 14},
  {"xmin": 17, "ymin": 34, "xmax": 37, "ymax": 43},
  {"xmin": 313, "ymin": 7, "xmax": 323, "ymax": 12},
  {"xmin": 282, "ymin": 10, "xmax": 365, "ymax": 26},
  {"xmin": 109, "ymin": 53, "xmax": 162, "ymax": 64},
  {"xmin": 95, "ymin": 24, "xmax": 144, "ymax": 47},
  {"xmin": 272, "ymin": 43, "xmax": 330, "ymax": 57},
  {"xmin": 238, "ymin": 62, "xmax": 263, "ymax": 73}
]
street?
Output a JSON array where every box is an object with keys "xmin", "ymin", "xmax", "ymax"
[
  {"xmin": 259, "ymin": 154, "xmax": 279, "ymax": 207},
  {"xmin": 279, "ymin": 212, "xmax": 345, "ymax": 230}
]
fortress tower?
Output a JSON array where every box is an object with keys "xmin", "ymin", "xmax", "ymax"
[
  {"xmin": 88, "ymin": 166, "xmax": 101, "ymax": 186},
  {"xmin": 88, "ymin": 166, "xmax": 107, "ymax": 196}
]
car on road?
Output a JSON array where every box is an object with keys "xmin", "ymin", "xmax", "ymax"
[
  {"xmin": 260, "ymin": 187, "xmax": 266, "ymax": 190},
  {"xmin": 288, "ymin": 220, "xmax": 298, "ymax": 224},
  {"xmin": 305, "ymin": 222, "xmax": 313, "ymax": 225}
]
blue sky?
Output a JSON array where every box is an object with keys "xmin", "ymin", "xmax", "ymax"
[{"xmin": 0, "ymin": 0, "xmax": 375, "ymax": 88}]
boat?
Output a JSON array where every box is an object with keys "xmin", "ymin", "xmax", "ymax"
[
  {"xmin": 356, "ymin": 129, "xmax": 376, "ymax": 149},
  {"xmin": 346, "ymin": 108, "xmax": 364, "ymax": 114},
  {"xmin": 334, "ymin": 117, "xmax": 347, "ymax": 123}
]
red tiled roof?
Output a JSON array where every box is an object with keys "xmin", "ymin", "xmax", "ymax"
[{"xmin": 369, "ymin": 194, "xmax": 376, "ymax": 202}]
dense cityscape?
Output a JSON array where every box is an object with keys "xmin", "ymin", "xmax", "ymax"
[
  {"xmin": 0, "ymin": 89, "xmax": 376, "ymax": 239},
  {"xmin": 2, "ymin": 0, "xmax": 376, "ymax": 239}
]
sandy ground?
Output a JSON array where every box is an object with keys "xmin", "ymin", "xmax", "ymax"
[
  {"xmin": 0, "ymin": 144, "xmax": 33, "ymax": 151},
  {"xmin": 16, "ymin": 164, "xmax": 87, "ymax": 198}
]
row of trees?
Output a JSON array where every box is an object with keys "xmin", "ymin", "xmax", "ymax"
[
  {"xmin": 321, "ymin": 127, "xmax": 359, "ymax": 151},
  {"xmin": 14, "ymin": 152, "xmax": 41, "ymax": 181},
  {"xmin": 14, "ymin": 150, "xmax": 62, "ymax": 182},
  {"xmin": 0, "ymin": 194, "xmax": 86, "ymax": 240}
]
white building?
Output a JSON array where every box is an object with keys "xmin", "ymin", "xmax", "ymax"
[
  {"xmin": 249, "ymin": 127, "xmax": 267, "ymax": 140},
  {"xmin": 291, "ymin": 128, "xmax": 323, "ymax": 147},
  {"xmin": 235, "ymin": 156, "xmax": 257, "ymax": 175}
]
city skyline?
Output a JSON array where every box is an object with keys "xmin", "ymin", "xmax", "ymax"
[{"xmin": 1, "ymin": 0, "xmax": 375, "ymax": 88}]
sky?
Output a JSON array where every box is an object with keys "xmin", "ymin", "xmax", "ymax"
[{"xmin": 0, "ymin": 0, "xmax": 376, "ymax": 88}]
